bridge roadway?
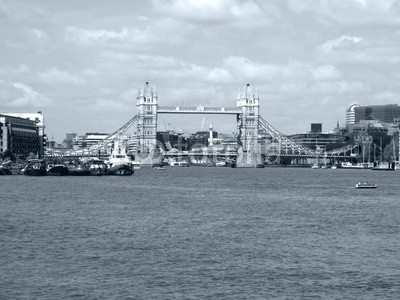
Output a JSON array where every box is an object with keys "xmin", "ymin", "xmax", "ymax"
[
  {"xmin": 49, "ymin": 151, "xmax": 353, "ymax": 160},
  {"xmin": 164, "ymin": 151, "xmax": 353, "ymax": 159},
  {"xmin": 273, "ymin": 153, "xmax": 353, "ymax": 159},
  {"xmin": 157, "ymin": 106, "xmax": 242, "ymax": 114}
]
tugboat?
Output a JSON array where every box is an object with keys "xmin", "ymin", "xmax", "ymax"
[
  {"xmin": 24, "ymin": 159, "xmax": 47, "ymax": 176},
  {"xmin": 105, "ymin": 140, "xmax": 134, "ymax": 176}
]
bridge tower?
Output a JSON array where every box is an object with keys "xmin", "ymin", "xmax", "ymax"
[
  {"xmin": 236, "ymin": 83, "xmax": 260, "ymax": 164},
  {"xmin": 136, "ymin": 82, "xmax": 158, "ymax": 154}
]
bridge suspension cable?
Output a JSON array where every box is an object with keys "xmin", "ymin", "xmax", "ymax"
[
  {"xmin": 258, "ymin": 117, "xmax": 357, "ymax": 157},
  {"xmin": 258, "ymin": 117, "xmax": 319, "ymax": 156},
  {"xmin": 88, "ymin": 115, "xmax": 138, "ymax": 152}
]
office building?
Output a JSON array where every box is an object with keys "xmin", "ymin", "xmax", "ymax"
[
  {"xmin": 346, "ymin": 102, "xmax": 359, "ymax": 125},
  {"xmin": 157, "ymin": 131, "xmax": 188, "ymax": 151},
  {"xmin": 187, "ymin": 130, "xmax": 218, "ymax": 149},
  {"xmin": 73, "ymin": 133, "xmax": 109, "ymax": 149},
  {"xmin": 354, "ymin": 104, "xmax": 400, "ymax": 124},
  {"xmin": 311, "ymin": 123, "xmax": 322, "ymax": 133},
  {"xmin": 289, "ymin": 132, "xmax": 349, "ymax": 150},
  {"xmin": 0, "ymin": 114, "xmax": 40, "ymax": 158},
  {"xmin": 1, "ymin": 112, "xmax": 45, "ymax": 157}
]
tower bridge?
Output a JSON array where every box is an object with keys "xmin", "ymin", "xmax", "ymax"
[
  {"xmin": 63, "ymin": 82, "xmax": 356, "ymax": 167},
  {"xmin": 157, "ymin": 106, "xmax": 242, "ymax": 114}
]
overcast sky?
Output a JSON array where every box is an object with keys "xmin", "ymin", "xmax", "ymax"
[{"xmin": 1, "ymin": 0, "xmax": 400, "ymax": 142}]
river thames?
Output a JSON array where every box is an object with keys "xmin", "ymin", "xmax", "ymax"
[{"xmin": 1, "ymin": 167, "xmax": 399, "ymax": 299}]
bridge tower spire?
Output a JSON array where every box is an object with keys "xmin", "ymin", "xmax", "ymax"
[
  {"xmin": 137, "ymin": 81, "xmax": 158, "ymax": 155},
  {"xmin": 236, "ymin": 83, "xmax": 260, "ymax": 165}
]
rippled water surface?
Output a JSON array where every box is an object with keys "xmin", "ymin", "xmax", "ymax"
[{"xmin": 1, "ymin": 167, "xmax": 400, "ymax": 299}]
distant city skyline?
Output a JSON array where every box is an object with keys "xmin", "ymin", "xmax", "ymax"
[{"xmin": 1, "ymin": 0, "xmax": 400, "ymax": 142}]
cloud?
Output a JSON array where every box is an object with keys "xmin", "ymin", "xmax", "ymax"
[
  {"xmin": 29, "ymin": 28, "xmax": 48, "ymax": 40},
  {"xmin": 18, "ymin": 64, "xmax": 30, "ymax": 73},
  {"xmin": 206, "ymin": 67, "xmax": 233, "ymax": 83},
  {"xmin": 65, "ymin": 26, "xmax": 129, "ymax": 44},
  {"xmin": 0, "ymin": 81, "xmax": 52, "ymax": 107},
  {"xmin": 321, "ymin": 35, "xmax": 364, "ymax": 51},
  {"xmin": 64, "ymin": 21, "xmax": 185, "ymax": 48},
  {"xmin": 0, "ymin": 65, "xmax": 31, "ymax": 79},
  {"xmin": 38, "ymin": 67, "xmax": 86, "ymax": 85},
  {"xmin": 12, "ymin": 82, "xmax": 52, "ymax": 106},
  {"xmin": 222, "ymin": 56, "xmax": 343, "ymax": 83},
  {"xmin": 311, "ymin": 65, "xmax": 342, "ymax": 80},
  {"xmin": 223, "ymin": 56, "xmax": 280, "ymax": 81},
  {"xmin": 2, "ymin": 1, "xmax": 400, "ymax": 140},
  {"xmin": 374, "ymin": 90, "xmax": 400, "ymax": 102},
  {"xmin": 0, "ymin": 0, "xmax": 44, "ymax": 21},
  {"xmin": 153, "ymin": 0, "xmax": 266, "ymax": 25}
]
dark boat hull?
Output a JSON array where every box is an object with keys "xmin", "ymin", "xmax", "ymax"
[
  {"xmin": 24, "ymin": 160, "xmax": 47, "ymax": 176},
  {"xmin": 356, "ymin": 183, "xmax": 377, "ymax": 189},
  {"xmin": 356, "ymin": 186, "xmax": 377, "ymax": 189},
  {"xmin": 90, "ymin": 169, "xmax": 106, "ymax": 176},
  {"xmin": 47, "ymin": 166, "xmax": 70, "ymax": 176},
  {"xmin": 67, "ymin": 165, "xmax": 91, "ymax": 176},
  {"xmin": 24, "ymin": 168, "xmax": 47, "ymax": 176},
  {"xmin": 69, "ymin": 169, "xmax": 91, "ymax": 176},
  {"xmin": 0, "ymin": 168, "xmax": 12, "ymax": 175},
  {"xmin": 105, "ymin": 165, "xmax": 133, "ymax": 176}
]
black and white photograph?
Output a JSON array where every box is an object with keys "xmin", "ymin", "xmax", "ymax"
[{"xmin": 1, "ymin": 0, "xmax": 400, "ymax": 298}]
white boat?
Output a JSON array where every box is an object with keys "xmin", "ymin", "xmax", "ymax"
[
  {"xmin": 311, "ymin": 164, "xmax": 319, "ymax": 169},
  {"xmin": 341, "ymin": 162, "xmax": 366, "ymax": 169},
  {"xmin": 105, "ymin": 140, "xmax": 134, "ymax": 176},
  {"xmin": 331, "ymin": 165, "xmax": 337, "ymax": 169},
  {"xmin": 169, "ymin": 161, "xmax": 189, "ymax": 167},
  {"xmin": 132, "ymin": 161, "xmax": 141, "ymax": 170},
  {"xmin": 355, "ymin": 182, "xmax": 377, "ymax": 189}
]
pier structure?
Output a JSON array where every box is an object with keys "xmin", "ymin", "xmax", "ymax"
[{"xmin": 62, "ymin": 82, "xmax": 357, "ymax": 167}]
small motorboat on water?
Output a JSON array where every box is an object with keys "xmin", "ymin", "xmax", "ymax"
[
  {"xmin": 154, "ymin": 166, "xmax": 165, "ymax": 170},
  {"xmin": 355, "ymin": 182, "xmax": 377, "ymax": 189}
]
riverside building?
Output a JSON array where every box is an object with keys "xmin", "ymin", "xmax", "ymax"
[
  {"xmin": 0, "ymin": 114, "xmax": 40, "ymax": 158},
  {"xmin": 73, "ymin": 133, "xmax": 109, "ymax": 149},
  {"xmin": 288, "ymin": 123, "xmax": 349, "ymax": 150},
  {"xmin": 346, "ymin": 102, "xmax": 360, "ymax": 125},
  {"xmin": 354, "ymin": 104, "xmax": 400, "ymax": 124},
  {"xmin": 1, "ymin": 112, "xmax": 45, "ymax": 157}
]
